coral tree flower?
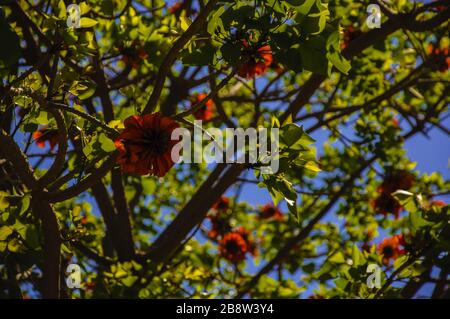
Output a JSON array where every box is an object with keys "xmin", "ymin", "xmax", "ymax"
[
  {"xmin": 207, "ymin": 213, "xmax": 230, "ymax": 239},
  {"xmin": 192, "ymin": 93, "xmax": 214, "ymax": 121},
  {"xmin": 114, "ymin": 113, "xmax": 180, "ymax": 177},
  {"xmin": 168, "ymin": 1, "xmax": 183, "ymax": 14},
  {"xmin": 259, "ymin": 203, "xmax": 284, "ymax": 221},
  {"xmin": 341, "ymin": 26, "xmax": 362, "ymax": 50},
  {"xmin": 219, "ymin": 232, "xmax": 248, "ymax": 263},
  {"xmin": 213, "ymin": 196, "xmax": 230, "ymax": 211},
  {"xmin": 237, "ymin": 40, "xmax": 273, "ymax": 79},
  {"xmin": 372, "ymin": 192, "xmax": 403, "ymax": 218},
  {"xmin": 430, "ymin": 200, "xmax": 446, "ymax": 207},
  {"xmin": 219, "ymin": 227, "xmax": 256, "ymax": 262},
  {"xmin": 121, "ymin": 41, "xmax": 148, "ymax": 69},
  {"xmin": 235, "ymin": 226, "xmax": 257, "ymax": 257},
  {"xmin": 377, "ymin": 234, "xmax": 405, "ymax": 265},
  {"xmin": 372, "ymin": 170, "xmax": 414, "ymax": 218},
  {"xmin": 377, "ymin": 170, "xmax": 415, "ymax": 194},
  {"xmin": 33, "ymin": 128, "xmax": 60, "ymax": 150},
  {"xmin": 427, "ymin": 44, "xmax": 450, "ymax": 72}
]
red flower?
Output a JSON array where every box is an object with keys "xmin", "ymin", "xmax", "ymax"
[
  {"xmin": 377, "ymin": 234, "xmax": 405, "ymax": 265},
  {"xmin": 378, "ymin": 170, "xmax": 414, "ymax": 194},
  {"xmin": 372, "ymin": 192, "xmax": 403, "ymax": 218},
  {"xmin": 121, "ymin": 41, "xmax": 148, "ymax": 69},
  {"xmin": 430, "ymin": 200, "xmax": 446, "ymax": 208},
  {"xmin": 219, "ymin": 232, "xmax": 248, "ymax": 263},
  {"xmin": 168, "ymin": 2, "xmax": 183, "ymax": 14},
  {"xmin": 392, "ymin": 117, "xmax": 399, "ymax": 128},
  {"xmin": 212, "ymin": 196, "xmax": 230, "ymax": 211},
  {"xmin": 427, "ymin": 44, "xmax": 450, "ymax": 72},
  {"xmin": 259, "ymin": 203, "xmax": 284, "ymax": 221},
  {"xmin": 434, "ymin": 5, "xmax": 448, "ymax": 12},
  {"xmin": 341, "ymin": 26, "xmax": 362, "ymax": 50},
  {"xmin": 114, "ymin": 113, "xmax": 180, "ymax": 176},
  {"xmin": 193, "ymin": 93, "xmax": 214, "ymax": 121},
  {"xmin": 270, "ymin": 62, "xmax": 284, "ymax": 74},
  {"xmin": 207, "ymin": 211, "xmax": 231, "ymax": 239},
  {"xmin": 85, "ymin": 281, "xmax": 96, "ymax": 291},
  {"xmin": 219, "ymin": 227, "xmax": 256, "ymax": 262},
  {"xmin": 235, "ymin": 226, "xmax": 257, "ymax": 257},
  {"xmin": 33, "ymin": 128, "xmax": 60, "ymax": 150},
  {"xmin": 237, "ymin": 41, "xmax": 273, "ymax": 79}
]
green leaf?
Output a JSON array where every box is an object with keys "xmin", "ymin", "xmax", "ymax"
[
  {"xmin": 280, "ymin": 123, "xmax": 304, "ymax": 147},
  {"xmin": 0, "ymin": 191, "xmax": 9, "ymax": 210},
  {"xmin": 328, "ymin": 51, "xmax": 351, "ymax": 75},
  {"xmin": 299, "ymin": 37, "xmax": 328, "ymax": 74},
  {"xmin": 182, "ymin": 44, "xmax": 216, "ymax": 66},
  {"xmin": 207, "ymin": 6, "xmax": 225, "ymax": 35},
  {"xmin": 221, "ymin": 42, "xmax": 241, "ymax": 65},
  {"xmin": 0, "ymin": 10, "xmax": 21, "ymax": 67},
  {"xmin": 100, "ymin": 0, "xmax": 114, "ymax": 16},
  {"xmin": 304, "ymin": 161, "xmax": 321, "ymax": 172},
  {"xmin": 0, "ymin": 226, "xmax": 13, "ymax": 241},
  {"xmin": 79, "ymin": 17, "xmax": 98, "ymax": 28},
  {"xmin": 329, "ymin": 252, "xmax": 346, "ymax": 264},
  {"xmin": 180, "ymin": 17, "xmax": 191, "ymax": 31},
  {"xmin": 98, "ymin": 133, "xmax": 116, "ymax": 152}
]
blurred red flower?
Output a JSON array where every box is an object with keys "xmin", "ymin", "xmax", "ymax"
[
  {"xmin": 212, "ymin": 196, "xmax": 230, "ymax": 211},
  {"xmin": 33, "ymin": 128, "xmax": 60, "ymax": 150},
  {"xmin": 377, "ymin": 234, "xmax": 405, "ymax": 265},
  {"xmin": 219, "ymin": 232, "xmax": 248, "ymax": 263},
  {"xmin": 341, "ymin": 26, "xmax": 362, "ymax": 50},
  {"xmin": 372, "ymin": 192, "xmax": 403, "ymax": 218},
  {"xmin": 427, "ymin": 44, "xmax": 450, "ymax": 72},
  {"xmin": 168, "ymin": 2, "xmax": 183, "ymax": 14},
  {"xmin": 378, "ymin": 170, "xmax": 414, "ymax": 194},
  {"xmin": 193, "ymin": 93, "xmax": 214, "ymax": 121},
  {"xmin": 238, "ymin": 41, "xmax": 273, "ymax": 79},
  {"xmin": 259, "ymin": 203, "xmax": 284, "ymax": 221}
]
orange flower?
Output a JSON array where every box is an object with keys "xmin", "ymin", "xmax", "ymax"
[
  {"xmin": 193, "ymin": 93, "xmax": 214, "ymax": 121},
  {"xmin": 235, "ymin": 226, "xmax": 257, "ymax": 257},
  {"xmin": 392, "ymin": 117, "xmax": 399, "ymax": 128},
  {"xmin": 121, "ymin": 41, "xmax": 148, "ymax": 69},
  {"xmin": 341, "ymin": 26, "xmax": 362, "ymax": 50},
  {"xmin": 33, "ymin": 128, "xmax": 60, "ymax": 150},
  {"xmin": 168, "ymin": 1, "xmax": 183, "ymax": 14},
  {"xmin": 259, "ymin": 203, "xmax": 284, "ymax": 221},
  {"xmin": 377, "ymin": 234, "xmax": 405, "ymax": 265},
  {"xmin": 430, "ymin": 200, "xmax": 446, "ymax": 208},
  {"xmin": 378, "ymin": 170, "xmax": 414, "ymax": 194},
  {"xmin": 238, "ymin": 41, "xmax": 273, "ymax": 79},
  {"xmin": 219, "ymin": 232, "xmax": 248, "ymax": 263},
  {"xmin": 207, "ymin": 211, "xmax": 231, "ymax": 239},
  {"xmin": 212, "ymin": 196, "xmax": 230, "ymax": 211},
  {"xmin": 270, "ymin": 62, "xmax": 284, "ymax": 74},
  {"xmin": 114, "ymin": 113, "xmax": 180, "ymax": 176},
  {"xmin": 427, "ymin": 44, "xmax": 450, "ymax": 72},
  {"xmin": 372, "ymin": 192, "xmax": 403, "ymax": 218}
]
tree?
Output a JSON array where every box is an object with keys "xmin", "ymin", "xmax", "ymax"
[{"xmin": 0, "ymin": 0, "xmax": 449, "ymax": 299}]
